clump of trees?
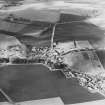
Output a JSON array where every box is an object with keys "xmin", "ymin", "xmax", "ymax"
[{"xmin": 3, "ymin": 0, "xmax": 23, "ymax": 5}]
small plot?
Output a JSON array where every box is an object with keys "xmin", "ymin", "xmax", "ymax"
[{"xmin": 76, "ymin": 40, "xmax": 93, "ymax": 49}]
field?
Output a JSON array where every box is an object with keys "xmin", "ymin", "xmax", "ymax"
[
  {"xmin": 0, "ymin": 12, "xmax": 105, "ymax": 104},
  {"xmin": 0, "ymin": 65, "xmax": 104, "ymax": 104}
]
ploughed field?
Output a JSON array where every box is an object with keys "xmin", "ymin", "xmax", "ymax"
[{"xmin": 0, "ymin": 65, "xmax": 104, "ymax": 104}]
